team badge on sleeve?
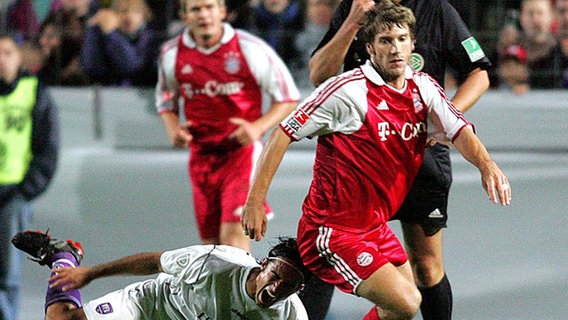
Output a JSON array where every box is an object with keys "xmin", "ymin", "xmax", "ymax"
[
  {"xmin": 461, "ymin": 37, "xmax": 486, "ymax": 62},
  {"xmin": 409, "ymin": 53, "xmax": 424, "ymax": 72},
  {"xmin": 286, "ymin": 109, "xmax": 310, "ymax": 132},
  {"xmin": 95, "ymin": 302, "xmax": 114, "ymax": 315}
]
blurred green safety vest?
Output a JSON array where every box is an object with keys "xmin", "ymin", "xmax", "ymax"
[{"xmin": 0, "ymin": 77, "xmax": 38, "ymax": 185}]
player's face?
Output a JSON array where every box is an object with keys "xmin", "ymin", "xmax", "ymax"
[
  {"xmin": 181, "ymin": 0, "xmax": 227, "ymax": 48},
  {"xmin": 366, "ymin": 24, "xmax": 414, "ymax": 89},
  {"xmin": 255, "ymin": 258, "xmax": 304, "ymax": 308},
  {"xmin": 520, "ymin": 0, "xmax": 554, "ymax": 37},
  {"xmin": 0, "ymin": 38, "xmax": 21, "ymax": 83}
]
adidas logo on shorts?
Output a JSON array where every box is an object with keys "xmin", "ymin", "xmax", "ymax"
[{"xmin": 428, "ymin": 208, "xmax": 444, "ymax": 219}]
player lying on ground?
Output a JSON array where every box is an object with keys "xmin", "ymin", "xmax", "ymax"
[{"xmin": 12, "ymin": 230, "xmax": 309, "ymax": 319}]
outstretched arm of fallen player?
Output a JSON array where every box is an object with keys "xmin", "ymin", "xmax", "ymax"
[{"xmin": 49, "ymin": 252, "xmax": 163, "ymax": 292}]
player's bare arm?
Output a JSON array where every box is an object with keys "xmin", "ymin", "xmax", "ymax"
[
  {"xmin": 452, "ymin": 127, "xmax": 511, "ymax": 206},
  {"xmin": 242, "ymin": 129, "xmax": 292, "ymax": 241},
  {"xmin": 48, "ymin": 252, "xmax": 163, "ymax": 292},
  {"xmin": 229, "ymin": 101, "xmax": 297, "ymax": 146},
  {"xmin": 451, "ymin": 67, "xmax": 490, "ymax": 113},
  {"xmin": 309, "ymin": 0, "xmax": 375, "ymax": 86}
]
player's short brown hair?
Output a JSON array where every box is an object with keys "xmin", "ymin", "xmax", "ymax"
[{"xmin": 363, "ymin": 0, "xmax": 416, "ymax": 44}]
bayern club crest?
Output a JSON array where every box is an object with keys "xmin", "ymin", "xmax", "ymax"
[
  {"xmin": 224, "ymin": 52, "xmax": 241, "ymax": 74},
  {"xmin": 357, "ymin": 252, "xmax": 373, "ymax": 267},
  {"xmin": 412, "ymin": 90, "xmax": 424, "ymax": 113}
]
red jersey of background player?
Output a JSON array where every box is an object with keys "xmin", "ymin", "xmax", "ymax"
[{"xmin": 157, "ymin": 24, "xmax": 300, "ymax": 152}]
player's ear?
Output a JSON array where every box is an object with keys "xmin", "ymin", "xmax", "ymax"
[{"xmin": 366, "ymin": 42, "xmax": 375, "ymax": 57}]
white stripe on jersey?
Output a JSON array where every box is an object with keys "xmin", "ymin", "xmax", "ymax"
[
  {"xmin": 303, "ymin": 70, "xmax": 366, "ymax": 117},
  {"xmin": 236, "ymin": 28, "xmax": 300, "ymax": 102}
]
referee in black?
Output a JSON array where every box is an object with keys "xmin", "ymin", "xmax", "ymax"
[{"xmin": 302, "ymin": 0, "xmax": 492, "ymax": 319}]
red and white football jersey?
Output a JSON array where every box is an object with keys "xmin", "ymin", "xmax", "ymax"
[
  {"xmin": 156, "ymin": 24, "xmax": 300, "ymax": 151},
  {"xmin": 280, "ymin": 61, "xmax": 472, "ymax": 232}
]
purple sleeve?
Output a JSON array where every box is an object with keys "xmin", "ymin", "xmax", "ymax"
[
  {"xmin": 102, "ymin": 28, "xmax": 161, "ymax": 76},
  {"xmin": 80, "ymin": 26, "xmax": 109, "ymax": 79}
]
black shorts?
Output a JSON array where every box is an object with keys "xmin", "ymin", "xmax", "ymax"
[{"xmin": 391, "ymin": 143, "xmax": 453, "ymax": 229}]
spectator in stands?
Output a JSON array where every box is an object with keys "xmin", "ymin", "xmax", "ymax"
[
  {"xmin": 517, "ymin": 0, "xmax": 563, "ymax": 88},
  {"xmin": 555, "ymin": 0, "xmax": 568, "ymax": 87},
  {"xmin": 493, "ymin": 23, "xmax": 529, "ymax": 94},
  {"xmin": 19, "ymin": 40, "xmax": 44, "ymax": 74},
  {"xmin": 6, "ymin": 0, "xmax": 41, "ymax": 42},
  {"xmin": 292, "ymin": 0, "xmax": 338, "ymax": 88},
  {"xmin": 497, "ymin": 44, "xmax": 530, "ymax": 94},
  {"xmin": 39, "ymin": 0, "xmax": 97, "ymax": 85},
  {"xmin": 226, "ymin": 0, "xmax": 255, "ymax": 30},
  {"xmin": 34, "ymin": 16, "xmax": 63, "ymax": 84},
  {"xmin": 252, "ymin": 0, "xmax": 305, "ymax": 69},
  {"xmin": 81, "ymin": 0, "xmax": 162, "ymax": 86}
]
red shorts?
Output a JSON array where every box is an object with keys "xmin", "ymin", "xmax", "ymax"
[
  {"xmin": 297, "ymin": 217, "xmax": 408, "ymax": 294},
  {"xmin": 190, "ymin": 141, "xmax": 272, "ymax": 239}
]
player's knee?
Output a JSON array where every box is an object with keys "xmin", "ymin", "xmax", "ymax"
[
  {"xmin": 397, "ymin": 287, "xmax": 421, "ymax": 319},
  {"xmin": 414, "ymin": 263, "xmax": 444, "ymax": 287},
  {"xmin": 411, "ymin": 255, "xmax": 444, "ymax": 286},
  {"xmin": 377, "ymin": 286, "xmax": 421, "ymax": 319}
]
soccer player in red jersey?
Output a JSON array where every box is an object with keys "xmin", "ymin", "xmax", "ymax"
[
  {"xmin": 242, "ymin": 1, "xmax": 511, "ymax": 319},
  {"xmin": 156, "ymin": 0, "xmax": 300, "ymax": 252},
  {"xmin": 305, "ymin": 0, "xmax": 493, "ymax": 318}
]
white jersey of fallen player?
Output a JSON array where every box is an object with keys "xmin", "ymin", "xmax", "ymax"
[
  {"xmin": 84, "ymin": 245, "xmax": 307, "ymax": 320},
  {"xmin": 156, "ymin": 245, "xmax": 307, "ymax": 319},
  {"xmin": 280, "ymin": 61, "xmax": 471, "ymax": 230}
]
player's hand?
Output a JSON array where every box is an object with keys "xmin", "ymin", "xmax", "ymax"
[
  {"xmin": 172, "ymin": 121, "xmax": 193, "ymax": 148},
  {"xmin": 48, "ymin": 266, "xmax": 92, "ymax": 292},
  {"xmin": 228, "ymin": 118, "xmax": 262, "ymax": 146},
  {"xmin": 426, "ymin": 137, "xmax": 438, "ymax": 147},
  {"xmin": 346, "ymin": 0, "xmax": 376, "ymax": 28},
  {"xmin": 241, "ymin": 202, "xmax": 267, "ymax": 241},
  {"xmin": 478, "ymin": 160, "xmax": 511, "ymax": 206},
  {"xmin": 89, "ymin": 9, "xmax": 120, "ymax": 34}
]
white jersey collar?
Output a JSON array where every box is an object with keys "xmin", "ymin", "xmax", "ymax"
[
  {"xmin": 181, "ymin": 23, "xmax": 235, "ymax": 52},
  {"xmin": 361, "ymin": 60, "xmax": 413, "ymax": 87}
]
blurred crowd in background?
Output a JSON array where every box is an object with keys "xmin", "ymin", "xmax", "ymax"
[{"xmin": 0, "ymin": 0, "xmax": 567, "ymax": 93}]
